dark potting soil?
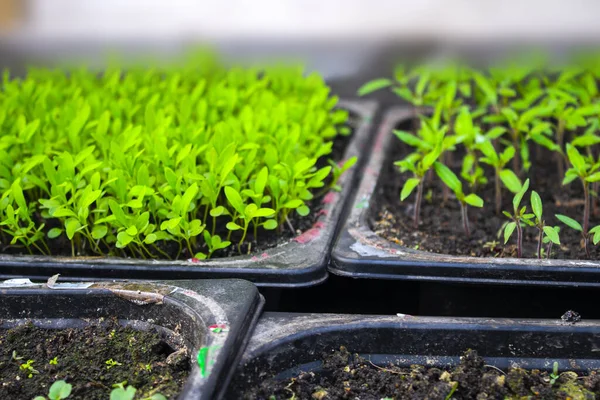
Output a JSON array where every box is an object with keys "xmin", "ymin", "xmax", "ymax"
[
  {"xmin": 246, "ymin": 348, "xmax": 600, "ymax": 400},
  {"xmin": 371, "ymin": 119, "xmax": 600, "ymax": 260},
  {"xmin": 0, "ymin": 319, "xmax": 190, "ymax": 400}
]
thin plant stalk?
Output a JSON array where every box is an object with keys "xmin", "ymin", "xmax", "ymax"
[
  {"xmin": 583, "ymin": 180, "xmax": 591, "ymax": 258},
  {"xmin": 460, "ymin": 202, "xmax": 470, "ymax": 237},
  {"xmin": 594, "ymin": 182, "xmax": 599, "ymax": 216},
  {"xmin": 413, "ymin": 181, "xmax": 424, "ymax": 229},
  {"xmin": 511, "ymin": 131, "xmax": 520, "ymax": 174},
  {"xmin": 494, "ymin": 167, "xmax": 501, "ymax": 215},
  {"xmin": 546, "ymin": 241, "xmax": 553, "ymax": 259},
  {"xmin": 516, "ymin": 220, "xmax": 523, "ymax": 258},
  {"xmin": 536, "ymin": 228, "xmax": 543, "ymax": 259},
  {"xmin": 556, "ymin": 119, "xmax": 565, "ymax": 178},
  {"xmin": 442, "ymin": 158, "xmax": 450, "ymax": 203}
]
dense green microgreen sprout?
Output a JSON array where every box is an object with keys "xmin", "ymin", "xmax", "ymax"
[
  {"xmin": 0, "ymin": 57, "xmax": 349, "ymax": 258},
  {"xmin": 359, "ymin": 54, "xmax": 600, "ymax": 259}
]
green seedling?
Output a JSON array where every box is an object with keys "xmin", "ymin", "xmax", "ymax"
[
  {"xmin": 560, "ymin": 143, "xmax": 600, "ymax": 257},
  {"xmin": 396, "ymin": 103, "xmax": 462, "ymax": 227},
  {"xmin": 454, "ymin": 107, "xmax": 486, "ymax": 190},
  {"xmin": 33, "ymin": 380, "xmax": 72, "ymax": 400},
  {"xmin": 357, "ymin": 65, "xmax": 434, "ymax": 110},
  {"xmin": 328, "ymin": 156, "xmax": 358, "ymax": 192},
  {"xmin": 225, "ymin": 186, "xmax": 276, "ymax": 254},
  {"xmin": 49, "ymin": 357, "xmax": 58, "ymax": 365},
  {"xmin": 0, "ymin": 60, "xmax": 348, "ymax": 259},
  {"xmin": 434, "ymin": 162, "xmax": 484, "ymax": 237},
  {"xmin": 529, "ymin": 191, "xmax": 560, "ymax": 259},
  {"xmin": 110, "ymin": 382, "xmax": 167, "ymax": 400},
  {"xmin": 503, "ymin": 179, "xmax": 532, "ymax": 258},
  {"xmin": 489, "ymin": 104, "xmax": 552, "ymax": 173},
  {"xmin": 397, "ymin": 144, "xmax": 442, "ymax": 228},
  {"xmin": 543, "ymin": 226, "xmax": 561, "ymax": 259},
  {"xmin": 105, "ymin": 358, "xmax": 122, "ymax": 369},
  {"xmin": 110, "ymin": 383, "xmax": 136, "ymax": 400},
  {"xmin": 479, "ymin": 140, "xmax": 516, "ymax": 214},
  {"xmin": 549, "ymin": 362, "xmax": 560, "ymax": 385},
  {"xmin": 19, "ymin": 359, "xmax": 39, "ymax": 378}
]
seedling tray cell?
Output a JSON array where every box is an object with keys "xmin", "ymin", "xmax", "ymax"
[
  {"xmin": 227, "ymin": 312, "xmax": 600, "ymax": 398},
  {"xmin": 0, "ymin": 278, "xmax": 264, "ymax": 400},
  {"xmin": 0, "ymin": 100, "xmax": 376, "ymax": 288}
]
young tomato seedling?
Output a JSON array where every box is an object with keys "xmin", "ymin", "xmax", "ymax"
[
  {"xmin": 560, "ymin": 143, "xmax": 600, "ymax": 257},
  {"xmin": 433, "ymin": 162, "xmax": 484, "ymax": 237},
  {"xmin": 503, "ymin": 179, "xmax": 533, "ymax": 258},
  {"xmin": 530, "ymin": 191, "xmax": 561, "ymax": 259},
  {"xmin": 34, "ymin": 380, "xmax": 72, "ymax": 400}
]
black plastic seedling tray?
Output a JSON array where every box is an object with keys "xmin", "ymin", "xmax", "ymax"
[
  {"xmin": 227, "ymin": 312, "xmax": 600, "ymax": 398},
  {"xmin": 331, "ymin": 106, "xmax": 600, "ymax": 287},
  {"xmin": 0, "ymin": 100, "xmax": 376, "ymax": 288},
  {"xmin": 0, "ymin": 278, "xmax": 264, "ymax": 400}
]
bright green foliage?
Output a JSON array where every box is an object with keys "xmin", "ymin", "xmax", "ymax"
[
  {"xmin": 434, "ymin": 162, "xmax": 484, "ymax": 208},
  {"xmin": 33, "ymin": 380, "xmax": 72, "ymax": 400},
  {"xmin": 367, "ymin": 56, "xmax": 600, "ymax": 258},
  {"xmin": 110, "ymin": 383, "xmax": 166, "ymax": 400},
  {"xmin": 503, "ymin": 179, "xmax": 534, "ymax": 257},
  {"xmin": 110, "ymin": 383, "xmax": 136, "ymax": 400},
  {"xmin": 394, "ymin": 106, "xmax": 454, "ymax": 227},
  {"xmin": 556, "ymin": 214, "xmax": 583, "ymax": 232},
  {"xmin": 528, "ymin": 190, "xmax": 560, "ymax": 259},
  {"xmin": 0, "ymin": 58, "xmax": 348, "ymax": 258}
]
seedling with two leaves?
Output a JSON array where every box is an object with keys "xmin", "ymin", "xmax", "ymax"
[
  {"xmin": 559, "ymin": 144, "xmax": 600, "ymax": 257},
  {"xmin": 433, "ymin": 162, "xmax": 484, "ymax": 237}
]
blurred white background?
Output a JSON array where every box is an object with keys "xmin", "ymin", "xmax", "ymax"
[
  {"xmin": 2, "ymin": 0, "xmax": 600, "ymax": 92},
  {"xmin": 4, "ymin": 0, "xmax": 600, "ymax": 41}
]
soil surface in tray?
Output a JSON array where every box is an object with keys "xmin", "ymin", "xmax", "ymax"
[
  {"xmin": 371, "ymin": 119, "xmax": 600, "ymax": 260},
  {"xmin": 0, "ymin": 319, "xmax": 189, "ymax": 400},
  {"xmin": 247, "ymin": 348, "xmax": 600, "ymax": 400}
]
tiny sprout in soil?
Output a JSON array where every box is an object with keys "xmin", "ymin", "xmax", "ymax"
[
  {"xmin": 33, "ymin": 380, "xmax": 72, "ymax": 400},
  {"xmin": 360, "ymin": 56, "xmax": 600, "ymax": 260}
]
